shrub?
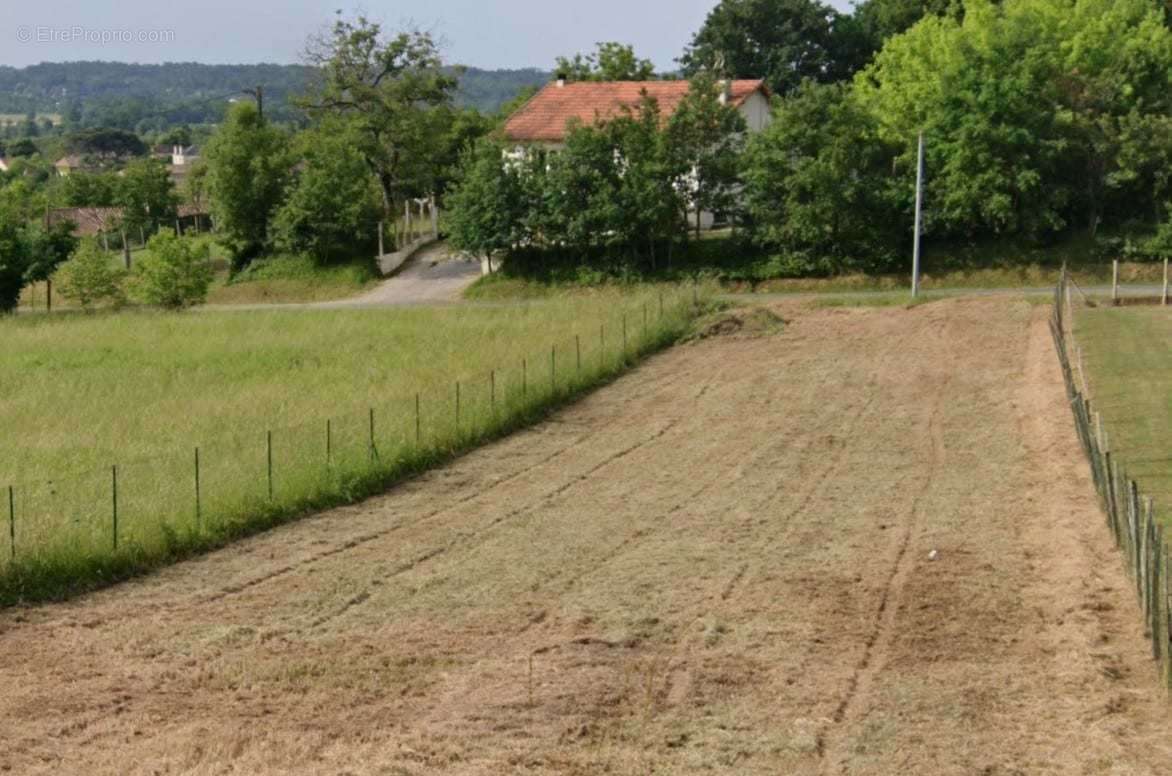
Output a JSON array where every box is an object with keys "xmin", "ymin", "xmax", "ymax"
[
  {"xmin": 134, "ymin": 229, "xmax": 213, "ymax": 309},
  {"xmin": 56, "ymin": 239, "xmax": 126, "ymax": 310}
]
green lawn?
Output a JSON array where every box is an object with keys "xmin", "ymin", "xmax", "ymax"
[
  {"xmin": 0, "ymin": 287, "xmax": 705, "ymax": 603},
  {"xmin": 1076, "ymin": 305, "xmax": 1172, "ymax": 512}
]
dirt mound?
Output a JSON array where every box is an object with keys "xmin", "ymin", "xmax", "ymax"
[{"xmin": 688, "ymin": 305, "xmax": 786, "ymax": 340}]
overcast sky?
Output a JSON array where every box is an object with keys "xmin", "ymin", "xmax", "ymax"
[{"xmin": 4, "ymin": 0, "xmax": 855, "ymax": 70}]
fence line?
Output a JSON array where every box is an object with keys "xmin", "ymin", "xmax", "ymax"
[
  {"xmin": 1051, "ymin": 269, "xmax": 1172, "ymax": 688},
  {"xmin": 0, "ymin": 288, "xmax": 704, "ymax": 595}
]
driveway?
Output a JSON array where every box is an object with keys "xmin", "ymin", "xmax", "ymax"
[{"xmin": 325, "ymin": 241, "xmax": 481, "ymax": 308}]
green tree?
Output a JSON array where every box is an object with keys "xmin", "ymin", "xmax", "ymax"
[
  {"xmin": 55, "ymin": 238, "xmax": 126, "ymax": 310},
  {"xmin": 134, "ymin": 228, "xmax": 212, "ymax": 309},
  {"xmin": 853, "ymin": 0, "xmax": 959, "ymax": 46},
  {"xmin": 300, "ymin": 16, "xmax": 458, "ymax": 218},
  {"xmin": 0, "ymin": 206, "xmax": 29, "ymax": 312},
  {"xmin": 23, "ymin": 220, "xmax": 79, "ymax": 307},
  {"xmin": 680, "ymin": 0, "xmax": 862, "ymax": 94},
  {"xmin": 556, "ymin": 42, "xmax": 657, "ymax": 81},
  {"xmin": 667, "ymin": 74, "xmax": 748, "ymax": 237},
  {"xmin": 58, "ymin": 172, "xmax": 120, "ymax": 207},
  {"xmin": 743, "ymin": 81, "xmax": 903, "ymax": 273},
  {"xmin": 204, "ymin": 101, "xmax": 291, "ymax": 268},
  {"xmin": 63, "ymin": 127, "xmax": 146, "ymax": 159},
  {"xmin": 446, "ymin": 140, "xmax": 529, "ymax": 264},
  {"xmin": 117, "ymin": 157, "xmax": 178, "ymax": 236},
  {"xmin": 855, "ymin": 0, "xmax": 1172, "ymax": 239},
  {"xmin": 273, "ymin": 120, "xmax": 381, "ymax": 260},
  {"xmin": 542, "ymin": 97, "xmax": 687, "ymax": 267}
]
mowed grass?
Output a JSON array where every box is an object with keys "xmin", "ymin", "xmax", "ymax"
[
  {"xmin": 1076, "ymin": 305, "xmax": 1172, "ymax": 512},
  {"xmin": 0, "ymin": 287, "xmax": 705, "ymax": 603}
]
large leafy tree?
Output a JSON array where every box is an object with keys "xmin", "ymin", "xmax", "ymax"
[
  {"xmin": 555, "ymin": 42, "xmax": 657, "ymax": 81},
  {"xmin": 300, "ymin": 16, "xmax": 458, "ymax": 218},
  {"xmin": 116, "ymin": 157, "xmax": 178, "ymax": 236},
  {"xmin": 853, "ymin": 0, "xmax": 958, "ymax": 47},
  {"xmin": 204, "ymin": 101, "xmax": 291, "ymax": 268},
  {"xmin": 855, "ymin": 0, "xmax": 1172, "ymax": 239},
  {"xmin": 667, "ymin": 74, "xmax": 749, "ymax": 237},
  {"xmin": 23, "ymin": 220, "xmax": 78, "ymax": 307},
  {"xmin": 445, "ymin": 140, "xmax": 530, "ymax": 264},
  {"xmin": 62, "ymin": 127, "xmax": 146, "ymax": 159},
  {"xmin": 680, "ymin": 0, "xmax": 864, "ymax": 94},
  {"xmin": 743, "ymin": 81, "xmax": 904, "ymax": 273},
  {"xmin": 273, "ymin": 119, "xmax": 382, "ymax": 261},
  {"xmin": 0, "ymin": 205, "xmax": 29, "ymax": 312}
]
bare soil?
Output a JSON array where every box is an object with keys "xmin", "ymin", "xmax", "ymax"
[{"xmin": 3, "ymin": 297, "xmax": 1172, "ymax": 775}]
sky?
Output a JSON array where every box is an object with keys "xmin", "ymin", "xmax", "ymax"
[{"xmin": 3, "ymin": 0, "xmax": 854, "ymax": 70}]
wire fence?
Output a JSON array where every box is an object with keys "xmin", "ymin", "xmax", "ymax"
[
  {"xmin": 1051, "ymin": 269, "xmax": 1172, "ymax": 688},
  {"xmin": 0, "ymin": 287, "xmax": 704, "ymax": 597}
]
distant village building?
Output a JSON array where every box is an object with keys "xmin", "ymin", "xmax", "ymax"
[
  {"xmin": 502, "ymin": 78, "xmax": 772, "ymax": 230},
  {"xmin": 53, "ymin": 155, "xmax": 94, "ymax": 176},
  {"xmin": 150, "ymin": 144, "xmax": 202, "ymax": 186}
]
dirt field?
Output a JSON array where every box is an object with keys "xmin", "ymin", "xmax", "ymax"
[{"xmin": 3, "ymin": 297, "xmax": 1172, "ymax": 774}]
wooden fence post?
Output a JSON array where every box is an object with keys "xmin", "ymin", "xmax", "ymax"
[
  {"xmin": 7, "ymin": 485, "xmax": 13, "ymax": 561},
  {"xmin": 194, "ymin": 447, "xmax": 201, "ymax": 528},
  {"xmin": 1113, "ymin": 259, "xmax": 1120, "ymax": 305},
  {"xmin": 111, "ymin": 465, "xmax": 119, "ymax": 550}
]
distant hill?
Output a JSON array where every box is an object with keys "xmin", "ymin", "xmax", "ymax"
[{"xmin": 0, "ymin": 62, "xmax": 550, "ymax": 130}]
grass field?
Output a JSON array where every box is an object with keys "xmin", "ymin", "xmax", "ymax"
[
  {"xmin": 0, "ymin": 287, "xmax": 705, "ymax": 603},
  {"xmin": 17, "ymin": 240, "xmax": 380, "ymax": 309},
  {"xmin": 1075, "ymin": 305, "xmax": 1172, "ymax": 512}
]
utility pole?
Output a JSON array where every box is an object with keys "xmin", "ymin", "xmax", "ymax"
[
  {"xmin": 243, "ymin": 85, "xmax": 264, "ymax": 122},
  {"xmin": 911, "ymin": 131, "xmax": 925, "ymax": 299}
]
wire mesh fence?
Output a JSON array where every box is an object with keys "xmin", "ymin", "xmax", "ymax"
[
  {"xmin": 1051, "ymin": 270, "xmax": 1172, "ymax": 687},
  {"xmin": 0, "ymin": 288, "xmax": 703, "ymax": 593}
]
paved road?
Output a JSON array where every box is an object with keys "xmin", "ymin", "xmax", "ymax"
[{"xmin": 326, "ymin": 241, "xmax": 481, "ymax": 308}]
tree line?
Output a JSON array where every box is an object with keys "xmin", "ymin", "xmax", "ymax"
[{"xmin": 448, "ymin": 0, "xmax": 1172, "ymax": 278}]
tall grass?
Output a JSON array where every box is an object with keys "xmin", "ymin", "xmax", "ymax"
[{"xmin": 0, "ymin": 286, "xmax": 708, "ymax": 604}]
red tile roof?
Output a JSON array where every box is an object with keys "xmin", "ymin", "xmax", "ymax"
[{"xmin": 503, "ymin": 79, "xmax": 769, "ymax": 143}]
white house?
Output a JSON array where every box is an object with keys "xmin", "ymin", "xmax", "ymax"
[{"xmin": 501, "ymin": 78, "xmax": 773, "ymax": 230}]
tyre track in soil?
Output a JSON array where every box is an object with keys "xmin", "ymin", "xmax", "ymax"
[
  {"xmin": 144, "ymin": 354, "xmax": 713, "ymax": 619},
  {"xmin": 817, "ymin": 311, "xmax": 955, "ymax": 769},
  {"xmin": 8, "ymin": 298, "xmax": 1172, "ymax": 775}
]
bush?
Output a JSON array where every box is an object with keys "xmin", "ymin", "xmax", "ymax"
[
  {"xmin": 55, "ymin": 239, "xmax": 126, "ymax": 310},
  {"xmin": 134, "ymin": 229, "xmax": 213, "ymax": 309}
]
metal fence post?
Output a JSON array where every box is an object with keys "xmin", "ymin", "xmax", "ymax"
[
  {"xmin": 576, "ymin": 335, "xmax": 581, "ymax": 374},
  {"xmin": 266, "ymin": 430, "xmax": 273, "ymax": 500},
  {"xmin": 415, "ymin": 393, "xmax": 421, "ymax": 447},
  {"xmin": 522, "ymin": 358, "xmax": 527, "ymax": 398},
  {"xmin": 491, "ymin": 369, "xmax": 496, "ymax": 413},
  {"xmin": 326, "ymin": 418, "xmax": 332, "ymax": 466},
  {"xmin": 455, "ymin": 381, "xmax": 461, "ymax": 429},
  {"xmin": 111, "ymin": 465, "xmax": 119, "ymax": 551},
  {"xmin": 551, "ymin": 345, "xmax": 556, "ymax": 393},
  {"xmin": 622, "ymin": 314, "xmax": 627, "ymax": 353}
]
